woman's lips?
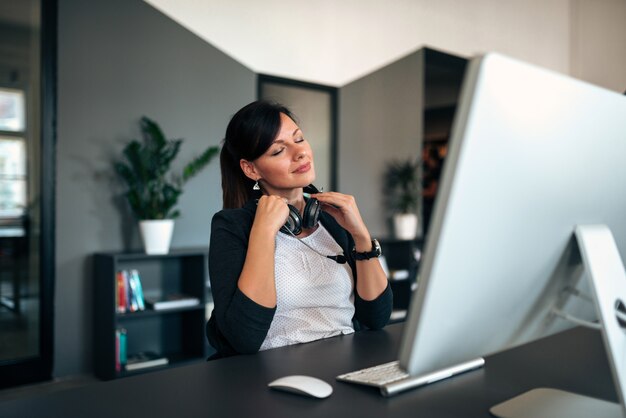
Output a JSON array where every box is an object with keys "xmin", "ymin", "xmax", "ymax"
[{"xmin": 293, "ymin": 162, "xmax": 311, "ymax": 174}]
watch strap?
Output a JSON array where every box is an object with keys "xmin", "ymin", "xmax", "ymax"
[{"xmin": 353, "ymin": 239, "xmax": 382, "ymax": 260}]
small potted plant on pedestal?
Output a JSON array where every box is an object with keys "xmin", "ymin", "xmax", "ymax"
[
  {"xmin": 383, "ymin": 157, "xmax": 421, "ymax": 240},
  {"xmin": 114, "ymin": 117, "xmax": 219, "ymax": 254}
]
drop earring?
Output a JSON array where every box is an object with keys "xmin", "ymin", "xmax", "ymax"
[{"xmin": 253, "ymin": 180, "xmax": 260, "ymax": 191}]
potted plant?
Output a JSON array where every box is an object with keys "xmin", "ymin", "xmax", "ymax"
[
  {"xmin": 383, "ymin": 157, "xmax": 421, "ymax": 240},
  {"xmin": 114, "ymin": 116, "xmax": 219, "ymax": 254}
]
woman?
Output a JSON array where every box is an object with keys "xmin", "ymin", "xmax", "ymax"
[{"xmin": 206, "ymin": 100, "xmax": 392, "ymax": 358}]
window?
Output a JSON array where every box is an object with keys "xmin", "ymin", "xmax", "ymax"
[
  {"xmin": 0, "ymin": 88, "xmax": 26, "ymax": 132},
  {"xmin": 0, "ymin": 88, "xmax": 27, "ymax": 220},
  {"xmin": 0, "ymin": 137, "xmax": 26, "ymax": 219}
]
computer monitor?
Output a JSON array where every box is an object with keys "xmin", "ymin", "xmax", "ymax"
[{"xmin": 397, "ymin": 53, "xmax": 626, "ymax": 415}]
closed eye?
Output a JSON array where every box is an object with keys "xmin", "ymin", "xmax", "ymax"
[{"xmin": 268, "ymin": 137, "xmax": 305, "ymax": 156}]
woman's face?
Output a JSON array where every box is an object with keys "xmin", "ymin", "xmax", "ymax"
[{"xmin": 241, "ymin": 112, "xmax": 316, "ymax": 195}]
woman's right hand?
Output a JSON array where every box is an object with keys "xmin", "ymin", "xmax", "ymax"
[{"xmin": 253, "ymin": 195, "xmax": 289, "ymax": 235}]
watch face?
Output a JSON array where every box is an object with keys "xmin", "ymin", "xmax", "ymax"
[{"xmin": 373, "ymin": 239, "xmax": 382, "ymax": 256}]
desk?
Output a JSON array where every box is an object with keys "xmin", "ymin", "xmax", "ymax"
[{"xmin": 0, "ymin": 324, "xmax": 617, "ymax": 417}]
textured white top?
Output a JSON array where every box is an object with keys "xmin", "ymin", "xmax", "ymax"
[{"xmin": 259, "ymin": 223, "xmax": 355, "ymax": 351}]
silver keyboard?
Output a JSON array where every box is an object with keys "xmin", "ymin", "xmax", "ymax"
[
  {"xmin": 336, "ymin": 361, "xmax": 409, "ymax": 387},
  {"xmin": 336, "ymin": 357, "xmax": 485, "ymax": 397}
]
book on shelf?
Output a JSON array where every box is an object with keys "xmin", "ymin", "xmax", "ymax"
[
  {"xmin": 125, "ymin": 270, "xmax": 138, "ymax": 312},
  {"xmin": 145, "ymin": 294, "xmax": 200, "ymax": 310},
  {"xmin": 115, "ymin": 330, "xmax": 120, "ymax": 372},
  {"xmin": 125, "ymin": 351, "xmax": 169, "ymax": 371},
  {"xmin": 115, "ymin": 269, "xmax": 146, "ymax": 313},
  {"xmin": 115, "ymin": 328, "xmax": 127, "ymax": 372},
  {"xmin": 128, "ymin": 269, "xmax": 145, "ymax": 311},
  {"xmin": 116, "ymin": 271, "xmax": 126, "ymax": 313}
]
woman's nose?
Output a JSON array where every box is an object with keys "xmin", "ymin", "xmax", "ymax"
[{"xmin": 294, "ymin": 145, "xmax": 307, "ymax": 160}]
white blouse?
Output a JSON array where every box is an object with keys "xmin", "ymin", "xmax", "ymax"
[{"xmin": 259, "ymin": 223, "xmax": 355, "ymax": 351}]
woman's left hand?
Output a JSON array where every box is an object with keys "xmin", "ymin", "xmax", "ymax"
[{"xmin": 311, "ymin": 192, "xmax": 371, "ymax": 247}]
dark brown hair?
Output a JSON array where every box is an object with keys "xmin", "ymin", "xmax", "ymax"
[{"xmin": 220, "ymin": 100, "xmax": 296, "ymax": 208}]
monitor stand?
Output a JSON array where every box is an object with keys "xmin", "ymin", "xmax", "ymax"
[
  {"xmin": 490, "ymin": 387, "xmax": 621, "ymax": 418},
  {"xmin": 491, "ymin": 225, "xmax": 626, "ymax": 418}
]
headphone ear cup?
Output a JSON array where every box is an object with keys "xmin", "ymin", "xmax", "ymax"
[
  {"xmin": 302, "ymin": 198, "xmax": 321, "ymax": 230},
  {"xmin": 281, "ymin": 204, "xmax": 303, "ymax": 235}
]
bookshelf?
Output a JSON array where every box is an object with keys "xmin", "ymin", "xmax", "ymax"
[{"xmin": 93, "ymin": 248, "xmax": 212, "ymax": 380}]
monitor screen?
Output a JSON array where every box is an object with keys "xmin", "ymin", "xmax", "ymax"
[{"xmin": 398, "ymin": 53, "xmax": 626, "ymax": 378}]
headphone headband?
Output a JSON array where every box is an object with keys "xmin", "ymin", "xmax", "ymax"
[
  {"xmin": 256, "ymin": 184, "xmax": 322, "ymax": 235},
  {"xmin": 303, "ymin": 184, "xmax": 321, "ymax": 194}
]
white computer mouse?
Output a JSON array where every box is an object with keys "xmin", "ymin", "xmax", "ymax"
[{"xmin": 268, "ymin": 375, "xmax": 333, "ymax": 399}]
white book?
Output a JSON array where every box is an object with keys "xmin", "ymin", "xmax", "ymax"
[
  {"xmin": 145, "ymin": 294, "xmax": 200, "ymax": 310},
  {"xmin": 125, "ymin": 352, "xmax": 169, "ymax": 371}
]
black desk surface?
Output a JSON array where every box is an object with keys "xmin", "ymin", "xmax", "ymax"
[{"xmin": 0, "ymin": 323, "xmax": 617, "ymax": 417}]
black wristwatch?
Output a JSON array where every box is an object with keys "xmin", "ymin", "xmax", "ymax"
[{"xmin": 353, "ymin": 239, "xmax": 382, "ymax": 261}]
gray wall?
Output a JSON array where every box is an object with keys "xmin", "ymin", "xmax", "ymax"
[
  {"xmin": 338, "ymin": 51, "xmax": 424, "ymax": 238},
  {"xmin": 56, "ymin": 0, "xmax": 255, "ymax": 376}
]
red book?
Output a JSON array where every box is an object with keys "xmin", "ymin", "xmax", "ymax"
[
  {"xmin": 116, "ymin": 271, "xmax": 126, "ymax": 313},
  {"xmin": 115, "ymin": 329, "xmax": 121, "ymax": 372}
]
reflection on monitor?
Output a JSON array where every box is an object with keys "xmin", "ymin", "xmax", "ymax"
[{"xmin": 398, "ymin": 53, "xmax": 626, "ymax": 414}]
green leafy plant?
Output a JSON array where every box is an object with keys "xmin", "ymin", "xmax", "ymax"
[
  {"xmin": 114, "ymin": 116, "xmax": 219, "ymax": 220},
  {"xmin": 383, "ymin": 157, "xmax": 422, "ymax": 214}
]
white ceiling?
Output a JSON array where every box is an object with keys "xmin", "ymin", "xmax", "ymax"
[
  {"xmin": 144, "ymin": 0, "xmax": 439, "ymax": 87},
  {"xmin": 143, "ymin": 0, "xmax": 572, "ymax": 87}
]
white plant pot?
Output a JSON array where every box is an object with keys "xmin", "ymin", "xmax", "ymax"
[
  {"xmin": 393, "ymin": 213, "xmax": 418, "ymax": 240},
  {"xmin": 139, "ymin": 219, "xmax": 174, "ymax": 255}
]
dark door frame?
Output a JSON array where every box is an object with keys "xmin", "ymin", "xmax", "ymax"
[{"xmin": 0, "ymin": 0, "xmax": 56, "ymax": 388}]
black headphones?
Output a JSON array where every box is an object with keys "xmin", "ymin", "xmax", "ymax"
[
  {"xmin": 256, "ymin": 184, "xmax": 346, "ymax": 264},
  {"xmin": 280, "ymin": 185, "xmax": 321, "ymax": 236}
]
